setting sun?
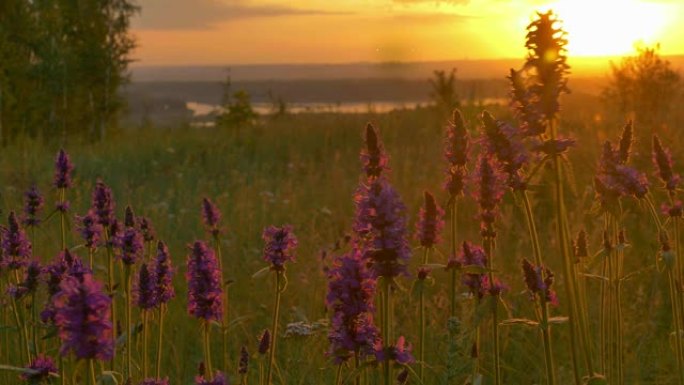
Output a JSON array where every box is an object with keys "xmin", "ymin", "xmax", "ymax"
[{"xmin": 542, "ymin": 0, "xmax": 668, "ymax": 56}]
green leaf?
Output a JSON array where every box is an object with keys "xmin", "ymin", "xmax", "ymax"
[
  {"xmin": 499, "ymin": 318, "xmax": 539, "ymax": 327},
  {"xmin": 99, "ymin": 371, "xmax": 121, "ymax": 385},
  {"xmin": 424, "ymin": 263, "xmax": 446, "ymax": 270},
  {"xmin": 548, "ymin": 316, "xmax": 569, "ymax": 324},
  {"xmin": 251, "ymin": 266, "xmax": 271, "ymax": 279},
  {"xmin": 0, "ymin": 364, "xmax": 39, "ymax": 374},
  {"xmin": 581, "ymin": 273, "xmax": 608, "ymax": 282}
]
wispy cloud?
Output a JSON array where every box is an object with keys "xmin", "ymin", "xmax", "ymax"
[
  {"xmin": 392, "ymin": 0, "xmax": 471, "ymax": 5},
  {"xmin": 134, "ymin": 0, "xmax": 353, "ymax": 30}
]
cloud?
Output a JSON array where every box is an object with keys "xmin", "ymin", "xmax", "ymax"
[
  {"xmin": 390, "ymin": 11, "xmax": 473, "ymax": 23},
  {"xmin": 392, "ymin": 0, "xmax": 471, "ymax": 4},
  {"xmin": 134, "ymin": 0, "xmax": 352, "ymax": 30}
]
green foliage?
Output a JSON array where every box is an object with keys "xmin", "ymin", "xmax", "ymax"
[
  {"xmin": 0, "ymin": 0, "xmax": 138, "ymax": 143},
  {"xmin": 602, "ymin": 45, "xmax": 681, "ymax": 127},
  {"xmin": 429, "ymin": 68, "xmax": 460, "ymax": 116},
  {"xmin": 215, "ymin": 76, "xmax": 258, "ymax": 130}
]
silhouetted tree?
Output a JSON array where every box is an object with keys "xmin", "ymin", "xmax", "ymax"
[{"xmin": 602, "ymin": 45, "xmax": 681, "ymax": 129}]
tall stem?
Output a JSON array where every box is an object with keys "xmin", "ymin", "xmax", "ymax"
[
  {"xmin": 89, "ymin": 359, "xmax": 97, "ymax": 385},
  {"xmin": 124, "ymin": 264, "xmax": 132, "ymax": 380},
  {"xmin": 143, "ymin": 310, "xmax": 149, "ymax": 379},
  {"xmin": 550, "ymin": 120, "xmax": 585, "ymax": 384},
  {"xmin": 450, "ymin": 200, "xmax": 458, "ymax": 316},
  {"xmin": 266, "ymin": 272, "xmax": 282, "ymax": 385},
  {"xmin": 521, "ymin": 191, "xmax": 556, "ymax": 385},
  {"xmin": 156, "ymin": 304, "xmax": 165, "ymax": 380},
  {"xmin": 214, "ymin": 233, "xmax": 229, "ymax": 375},
  {"xmin": 419, "ymin": 247, "xmax": 430, "ymax": 383},
  {"xmin": 104, "ymin": 229, "xmax": 117, "ymax": 368},
  {"xmin": 382, "ymin": 278, "xmax": 392, "ymax": 385},
  {"xmin": 59, "ymin": 187, "xmax": 66, "ymax": 250},
  {"xmin": 483, "ymin": 233, "xmax": 500, "ymax": 385},
  {"xmin": 204, "ymin": 321, "xmax": 214, "ymax": 380}
]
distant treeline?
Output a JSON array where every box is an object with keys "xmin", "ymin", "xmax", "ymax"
[{"xmin": 0, "ymin": 0, "xmax": 137, "ymax": 143}]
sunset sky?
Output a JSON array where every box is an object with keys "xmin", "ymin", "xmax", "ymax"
[{"xmin": 132, "ymin": 0, "xmax": 684, "ymax": 66}]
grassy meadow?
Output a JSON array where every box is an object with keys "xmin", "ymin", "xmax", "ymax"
[{"xmin": 1, "ymin": 88, "xmax": 683, "ymax": 384}]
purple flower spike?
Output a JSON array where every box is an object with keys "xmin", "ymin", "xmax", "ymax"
[
  {"xmin": 23, "ymin": 185, "xmax": 44, "ymax": 227},
  {"xmin": 41, "ymin": 249, "xmax": 90, "ymax": 323},
  {"xmin": 195, "ymin": 371, "xmax": 227, "ymax": 385},
  {"xmin": 508, "ymin": 68, "xmax": 545, "ymax": 136},
  {"xmin": 76, "ymin": 210, "xmax": 103, "ymax": 249},
  {"xmin": 458, "ymin": 241, "xmax": 488, "ymax": 299},
  {"xmin": 124, "ymin": 206, "xmax": 136, "ymax": 228},
  {"xmin": 472, "ymin": 155, "xmax": 506, "ymax": 236},
  {"xmin": 361, "ymin": 123, "xmax": 389, "ymax": 179},
  {"xmin": 259, "ymin": 329, "xmax": 270, "ymax": 355},
  {"xmin": 135, "ymin": 263, "xmax": 157, "ymax": 310},
  {"xmin": 8, "ymin": 259, "xmax": 41, "ymax": 300},
  {"xmin": 522, "ymin": 258, "xmax": 558, "ymax": 306},
  {"xmin": 154, "ymin": 241, "xmax": 175, "ymax": 305},
  {"xmin": 596, "ymin": 138, "xmax": 649, "ymax": 201},
  {"xmin": 262, "ymin": 225, "xmax": 298, "ymax": 271},
  {"xmin": 201, "ymin": 198, "xmax": 222, "ymax": 236},
  {"xmin": 354, "ymin": 179, "xmax": 411, "ymax": 278},
  {"xmin": 92, "ymin": 181, "xmax": 115, "ymax": 227},
  {"xmin": 415, "ymin": 191, "xmax": 445, "ymax": 248},
  {"xmin": 618, "ymin": 121, "xmax": 633, "ymax": 164},
  {"xmin": 326, "ymin": 249, "xmax": 379, "ymax": 363},
  {"xmin": 374, "ymin": 336, "xmax": 415, "ymax": 365},
  {"xmin": 653, "ymin": 135, "xmax": 680, "ymax": 191},
  {"xmin": 186, "ymin": 241, "xmax": 223, "ymax": 322},
  {"xmin": 139, "ymin": 378, "xmax": 169, "ymax": 385},
  {"xmin": 137, "ymin": 217, "xmax": 157, "ymax": 242},
  {"xmin": 118, "ymin": 227, "xmax": 144, "ymax": 265},
  {"xmin": 21, "ymin": 354, "xmax": 57, "ymax": 383},
  {"xmin": 1, "ymin": 211, "xmax": 32, "ymax": 270},
  {"xmin": 53, "ymin": 273, "xmax": 114, "ymax": 360},
  {"xmin": 54, "ymin": 149, "xmax": 74, "ymax": 189},
  {"xmin": 481, "ymin": 111, "xmax": 528, "ymax": 190},
  {"xmin": 444, "ymin": 110, "xmax": 469, "ymax": 198},
  {"xmin": 238, "ymin": 346, "xmax": 249, "ymax": 374}
]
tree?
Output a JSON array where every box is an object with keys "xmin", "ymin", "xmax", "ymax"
[
  {"xmin": 602, "ymin": 45, "xmax": 681, "ymax": 128},
  {"xmin": 429, "ymin": 68, "xmax": 460, "ymax": 116},
  {"xmin": 214, "ymin": 75, "xmax": 258, "ymax": 130}
]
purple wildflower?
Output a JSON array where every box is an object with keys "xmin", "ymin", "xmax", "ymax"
[
  {"xmin": 259, "ymin": 329, "xmax": 270, "ymax": 355},
  {"xmin": 76, "ymin": 210, "xmax": 103, "ymax": 249},
  {"xmin": 124, "ymin": 206, "xmax": 136, "ymax": 228},
  {"xmin": 480, "ymin": 111, "xmax": 528, "ymax": 190},
  {"xmin": 326, "ymin": 249, "xmax": 379, "ymax": 363},
  {"xmin": 201, "ymin": 198, "xmax": 222, "ymax": 236},
  {"xmin": 508, "ymin": 68, "xmax": 545, "ymax": 136},
  {"xmin": 483, "ymin": 276, "xmax": 508, "ymax": 297},
  {"xmin": 22, "ymin": 185, "xmax": 44, "ymax": 227},
  {"xmin": 8, "ymin": 259, "xmax": 41, "ymax": 300},
  {"xmin": 186, "ymin": 241, "xmax": 223, "ymax": 322},
  {"xmin": 154, "ymin": 241, "xmax": 175, "ymax": 304},
  {"xmin": 262, "ymin": 225, "xmax": 298, "ymax": 272},
  {"xmin": 1, "ymin": 211, "xmax": 32, "ymax": 269},
  {"xmin": 195, "ymin": 371, "xmax": 227, "ymax": 385},
  {"xmin": 56, "ymin": 201, "xmax": 70, "ymax": 213},
  {"xmin": 353, "ymin": 178, "xmax": 411, "ymax": 278},
  {"xmin": 472, "ymin": 155, "xmax": 506, "ymax": 236},
  {"xmin": 662, "ymin": 201, "xmax": 683, "ymax": 218},
  {"xmin": 524, "ymin": 10, "xmax": 569, "ymax": 121},
  {"xmin": 618, "ymin": 121, "xmax": 633, "ymax": 164},
  {"xmin": 374, "ymin": 336, "xmax": 415, "ymax": 365},
  {"xmin": 117, "ymin": 227, "xmax": 144, "ymax": 265},
  {"xmin": 135, "ymin": 263, "xmax": 157, "ymax": 310},
  {"xmin": 458, "ymin": 241, "xmax": 488, "ymax": 299},
  {"xmin": 138, "ymin": 379, "xmax": 169, "ymax": 385},
  {"xmin": 238, "ymin": 346, "xmax": 249, "ymax": 375},
  {"xmin": 522, "ymin": 258, "xmax": 558, "ymax": 306},
  {"xmin": 107, "ymin": 220, "xmax": 122, "ymax": 248},
  {"xmin": 596, "ymin": 139, "xmax": 649, "ymax": 200},
  {"xmin": 92, "ymin": 181, "xmax": 115, "ymax": 227},
  {"xmin": 54, "ymin": 149, "xmax": 74, "ymax": 189},
  {"xmin": 361, "ymin": 123, "xmax": 389, "ymax": 179},
  {"xmin": 137, "ymin": 217, "xmax": 157, "ymax": 242},
  {"xmin": 53, "ymin": 273, "xmax": 114, "ymax": 360},
  {"xmin": 653, "ymin": 135, "xmax": 680, "ymax": 191},
  {"xmin": 20, "ymin": 354, "xmax": 57, "ymax": 383},
  {"xmin": 415, "ymin": 191, "xmax": 445, "ymax": 248},
  {"xmin": 532, "ymin": 138, "xmax": 576, "ymax": 156},
  {"xmin": 417, "ymin": 266, "xmax": 431, "ymax": 281},
  {"xmin": 444, "ymin": 109, "xmax": 469, "ymax": 197}
]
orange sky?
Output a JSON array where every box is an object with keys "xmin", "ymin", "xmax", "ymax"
[{"xmin": 131, "ymin": 0, "xmax": 684, "ymax": 66}]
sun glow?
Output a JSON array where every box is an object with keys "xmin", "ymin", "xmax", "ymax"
[{"xmin": 540, "ymin": 0, "xmax": 668, "ymax": 57}]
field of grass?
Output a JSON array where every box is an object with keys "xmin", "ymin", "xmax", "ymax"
[{"xmin": 1, "ymin": 86, "xmax": 683, "ymax": 385}]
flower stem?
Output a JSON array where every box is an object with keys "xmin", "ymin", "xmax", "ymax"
[
  {"xmin": 89, "ymin": 359, "xmax": 97, "ymax": 385},
  {"xmin": 335, "ymin": 364, "xmax": 343, "ymax": 385},
  {"xmin": 549, "ymin": 119, "xmax": 585, "ymax": 385},
  {"xmin": 59, "ymin": 187, "xmax": 66, "ymax": 250},
  {"xmin": 266, "ymin": 271, "xmax": 282, "ymax": 385},
  {"xmin": 419, "ymin": 247, "xmax": 430, "ymax": 383},
  {"xmin": 143, "ymin": 309, "xmax": 149, "ymax": 379},
  {"xmin": 156, "ymin": 304, "xmax": 165, "ymax": 380},
  {"xmin": 104, "ymin": 229, "xmax": 117, "ymax": 369},
  {"xmin": 483, "ymin": 232, "xmax": 500, "ymax": 385},
  {"xmin": 214, "ymin": 233, "xmax": 230, "ymax": 375},
  {"xmin": 382, "ymin": 278, "xmax": 392, "ymax": 385},
  {"xmin": 450, "ymin": 200, "xmax": 458, "ymax": 316},
  {"xmin": 204, "ymin": 320, "xmax": 214, "ymax": 380},
  {"xmin": 124, "ymin": 264, "xmax": 132, "ymax": 380}
]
